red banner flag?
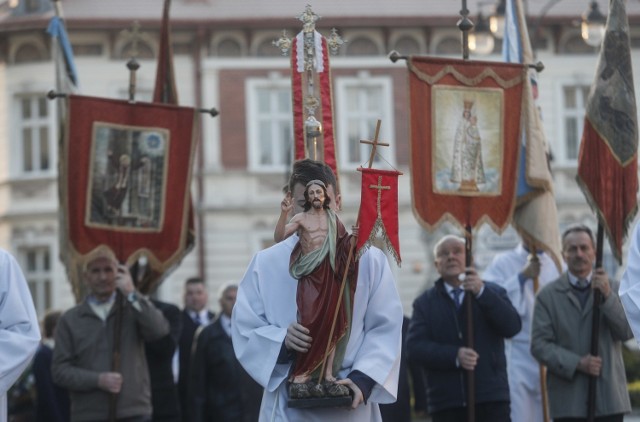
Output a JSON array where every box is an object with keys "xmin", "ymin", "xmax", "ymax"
[
  {"xmin": 408, "ymin": 56, "xmax": 526, "ymax": 231},
  {"xmin": 577, "ymin": 0, "xmax": 638, "ymax": 262},
  {"xmin": 291, "ymin": 31, "xmax": 338, "ymax": 180},
  {"xmin": 60, "ymin": 95, "xmax": 198, "ymax": 299},
  {"xmin": 356, "ymin": 168, "xmax": 401, "ymax": 265},
  {"xmin": 153, "ymin": 0, "xmax": 178, "ymax": 104}
]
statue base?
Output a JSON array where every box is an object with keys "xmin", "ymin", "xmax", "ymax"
[
  {"xmin": 288, "ymin": 395, "xmax": 352, "ymax": 409},
  {"xmin": 286, "ymin": 380, "xmax": 353, "ymax": 409}
]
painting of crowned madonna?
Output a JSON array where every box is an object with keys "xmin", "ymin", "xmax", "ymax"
[{"xmin": 432, "ymin": 86, "xmax": 504, "ymax": 197}]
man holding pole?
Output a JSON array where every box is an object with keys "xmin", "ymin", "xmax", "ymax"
[
  {"xmin": 531, "ymin": 225, "xmax": 632, "ymax": 421},
  {"xmin": 52, "ymin": 251, "xmax": 169, "ymax": 421},
  {"xmin": 406, "ymin": 235, "xmax": 520, "ymax": 421},
  {"xmin": 483, "ymin": 243, "xmax": 562, "ymax": 421}
]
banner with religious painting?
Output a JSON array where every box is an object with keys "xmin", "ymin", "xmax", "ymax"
[
  {"xmin": 60, "ymin": 94, "xmax": 197, "ymax": 299},
  {"xmin": 408, "ymin": 56, "xmax": 526, "ymax": 231}
]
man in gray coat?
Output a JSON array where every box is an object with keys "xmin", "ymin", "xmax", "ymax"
[
  {"xmin": 53, "ymin": 250, "xmax": 169, "ymax": 421},
  {"xmin": 531, "ymin": 224, "xmax": 632, "ymax": 421}
]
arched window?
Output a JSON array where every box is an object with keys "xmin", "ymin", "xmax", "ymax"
[
  {"xmin": 256, "ymin": 38, "xmax": 281, "ymax": 57},
  {"xmin": 14, "ymin": 42, "xmax": 46, "ymax": 63},
  {"xmin": 217, "ymin": 38, "xmax": 243, "ymax": 57},
  {"xmin": 392, "ymin": 36, "xmax": 421, "ymax": 55},
  {"xmin": 119, "ymin": 40, "xmax": 154, "ymax": 60},
  {"xmin": 345, "ymin": 37, "xmax": 380, "ymax": 56},
  {"xmin": 560, "ymin": 34, "xmax": 595, "ymax": 55},
  {"xmin": 435, "ymin": 37, "xmax": 461, "ymax": 56}
]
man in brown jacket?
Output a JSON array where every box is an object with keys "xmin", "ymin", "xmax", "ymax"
[{"xmin": 52, "ymin": 250, "xmax": 169, "ymax": 421}]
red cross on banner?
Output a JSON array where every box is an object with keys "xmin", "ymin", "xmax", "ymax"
[{"xmin": 356, "ymin": 167, "xmax": 401, "ymax": 266}]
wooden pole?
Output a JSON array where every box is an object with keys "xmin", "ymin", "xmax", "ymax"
[
  {"xmin": 109, "ymin": 289, "xmax": 124, "ymax": 422},
  {"xmin": 464, "ymin": 224, "xmax": 475, "ymax": 422},
  {"xmin": 587, "ymin": 222, "xmax": 604, "ymax": 422},
  {"xmin": 528, "ymin": 249, "xmax": 550, "ymax": 422},
  {"xmin": 317, "ymin": 120, "xmax": 385, "ymax": 384}
]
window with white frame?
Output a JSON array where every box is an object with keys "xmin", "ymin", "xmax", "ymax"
[
  {"xmin": 19, "ymin": 246, "xmax": 52, "ymax": 316},
  {"xmin": 17, "ymin": 94, "xmax": 53, "ymax": 174},
  {"xmin": 335, "ymin": 75, "xmax": 395, "ymax": 167},
  {"xmin": 561, "ymin": 85, "xmax": 591, "ymax": 163},
  {"xmin": 246, "ymin": 77, "xmax": 293, "ymax": 172}
]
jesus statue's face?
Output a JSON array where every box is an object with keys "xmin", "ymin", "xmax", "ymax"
[{"xmin": 306, "ymin": 183, "xmax": 326, "ymax": 210}]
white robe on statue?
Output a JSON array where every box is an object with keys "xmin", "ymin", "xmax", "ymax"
[
  {"xmin": 232, "ymin": 235, "xmax": 403, "ymax": 422},
  {"xmin": 621, "ymin": 222, "xmax": 640, "ymax": 342},
  {"xmin": 482, "ymin": 244, "xmax": 562, "ymax": 422},
  {"xmin": 0, "ymin": 249, "xmax": 41, "ymax": 422}
]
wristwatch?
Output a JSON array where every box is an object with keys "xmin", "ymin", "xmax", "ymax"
[{"xmin": 126, "ymin": 292, "xmax": 139, "ymax": 304}]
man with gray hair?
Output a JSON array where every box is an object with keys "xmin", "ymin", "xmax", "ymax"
[
  {"xmin": 531, "ymin": 224, "xmax": 632, "ymax": 421},
  {"xmin": 52, "ymin": 250, "xmax": 169, "ymax": 421},
  {"xmin": 406, "ymin": 234, "xmax": 520, "ymax": 421}
]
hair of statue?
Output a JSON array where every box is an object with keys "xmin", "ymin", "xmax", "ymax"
[
  {"xmin": 303, "ymin": 181, "xmax": 331, "ymax": 212},
  {"xmin": 305, "ymin": 179, "xmax": 326, "ymax": 189}
]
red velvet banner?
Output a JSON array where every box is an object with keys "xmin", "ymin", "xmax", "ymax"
[
  {"xmin": 291, "ymin": 32, "xmax": 338, "ymax": 181},
  {"xmin": 356, "ymin": 168, "xmax": 401, "ymax": 265},
  {"xmin": 61, "ymin": 95, "xmax": 197, "ymax": 296},
  {"xmin": 576, "ymin": 0, "xmax": 638, "ymax": 262},
  {"xmin": 408, "ymin": 56, "xmax": 526, "ymax": 231}
]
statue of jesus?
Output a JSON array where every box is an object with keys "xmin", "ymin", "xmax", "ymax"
[{"xmin": 274, "ymin": 179, "xmax": 358, "ymax": 400}]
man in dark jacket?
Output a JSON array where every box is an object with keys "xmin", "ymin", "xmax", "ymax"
[
  {"xmin": 406, "ymin": 235, "xmax": 521, "ymax": 422},
  {"xmin": 188, "ymin": 283, "xmax": 262, "ymax": 422},
  {"xmin": 178, "ymin": 277, "xmax": 214, "ymax": 417},
  {"xmin": 146, "ymin": 300, "xmax": 182, "ymax": 422}
]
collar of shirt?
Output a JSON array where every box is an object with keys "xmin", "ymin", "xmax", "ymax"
[
  {"xmin": 444, "ymin": 281, "xmax": 464, "ymax": 299},
  {"xmin": 87, "ymin": 292, "xmax": 116, "ymax": 305},
  {"xmin": 89, "ymin": 300, "xmax": 114, "ymax": 321},
  {"xmin": 191, "ymin": 310, "xmax": 210, "ymax": 324},
  {"xmin": 568, "ymin": 271, "xmax": 592, "ymax": 288},
  {"xmin": 220, "ymin": 313, "xmax": 232, "ymax": 337}
]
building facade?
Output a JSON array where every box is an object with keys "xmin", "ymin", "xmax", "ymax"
[{"xmin": 0, "ymin": 0, "xmax": 639, "ymax": 317}]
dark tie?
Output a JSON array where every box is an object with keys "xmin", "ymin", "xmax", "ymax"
[
  {"xmin": 452, "ymin": 288, "xmax": 463, "ymax": 310},
  {"xmin": 193, "ymin": 313, "xmax": 202, "ymax": 325}
]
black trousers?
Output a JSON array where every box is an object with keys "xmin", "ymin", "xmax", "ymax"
[{"xmin": 431, "ymin": 401, "xmax": 511, "ymax": 422}]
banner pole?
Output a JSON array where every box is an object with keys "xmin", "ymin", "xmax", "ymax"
[{"xmin": 464, "ymin": 224, "xmax": 475, "ymax": 422}]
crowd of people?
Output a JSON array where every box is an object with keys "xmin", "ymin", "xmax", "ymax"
[{"xmin": 2, "ymin": 158, "xmax": 640, "ymax": 422}]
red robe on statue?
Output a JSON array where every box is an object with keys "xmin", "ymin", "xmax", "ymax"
[{"xmin": 289, "ymin": 210, "xmax": 358, "ymax": 381}]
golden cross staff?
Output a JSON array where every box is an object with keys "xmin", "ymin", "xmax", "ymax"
[
  {"xmin": 120, "ymin": 21, "xmax": 142, "ymax": 102},
  {"xmin": 318, "ymin": 119, "xmax": 389, "ymax": 384}
]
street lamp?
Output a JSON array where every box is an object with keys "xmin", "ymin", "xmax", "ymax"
[
  {"xmin": 582, "ymin": 0, "xmax": 606, "ymax": 47},
  {"xmin": 489, "ymin": 0, "xmax": 506, "ymax": 39},
  {"xmin": 469, "ymin": 12, "xmax": 495, "ymax": 54},
  {"xmin": 491, "ymin": 0, "xmax": 606, "ymax": 50}
]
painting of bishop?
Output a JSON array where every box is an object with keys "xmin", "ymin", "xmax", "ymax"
[
  {"xmin": 432, "ymin": 86, "xmax": 504, "ymax": 197},
  {"xmin": 86, "ymin": 122, "xmax": 169, "ymax": 231}
]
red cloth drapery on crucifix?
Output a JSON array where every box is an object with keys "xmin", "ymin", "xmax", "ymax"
[{"xmin": 290, "ymin": 31, "xmax": 338, "ymax": 180}]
